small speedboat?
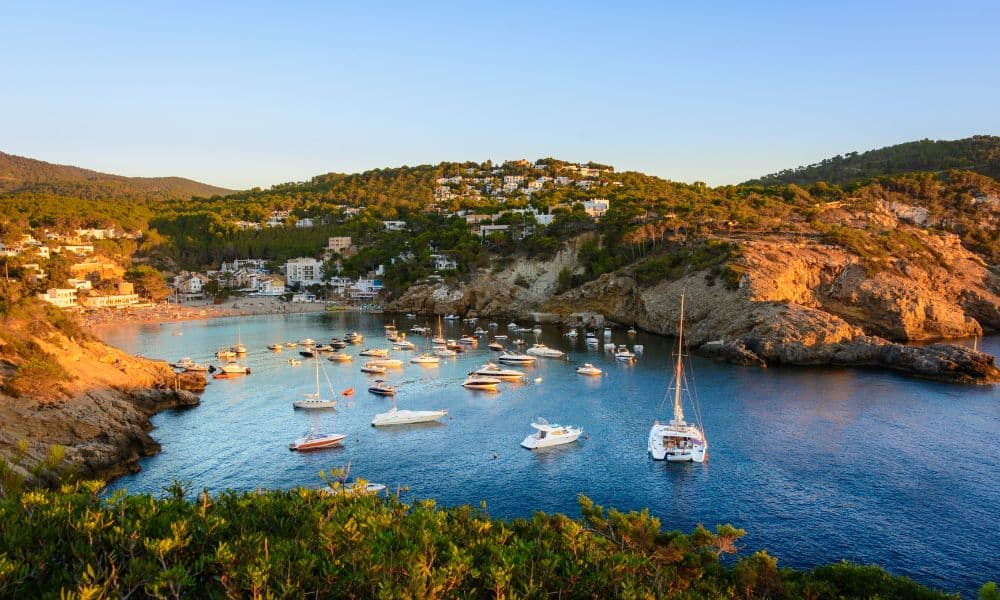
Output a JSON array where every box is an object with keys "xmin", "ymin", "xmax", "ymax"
[
  {"xmin": 521, "ymin": 418, "xmax": 583, "ymax": 449},
  {"xmin": 314, "ymin": 344, "xmax": 334, "ymax": 352},
  {"xmin": 526, "ymin": 344, "xmax": 564, "ymax": 358},
  {"xmin": 183, "ymin": 362, "xmax": 210, "ymax": 372},
  {"xmin": 371, "ymin": 406, "xmax": 447, "ymax": 426},
  {"xmin": 327, "ymin": 353, "xmax": 352, "ymax": 362},
  {"xmin": 614, "ymin": 345, "xmax": 636, "ymax": 361},
  {"xmin": 285, "ymin": 342, "xmax": 298, "ymax": 348},
  {"xmin": 331, "ymin": 339, "xmax": 348, "ymax": 349},
  {"xmin": 410, "ymin": 353, "xmax": 440, "ymax": 365},
  {"xmin": 213, "ymin": 361, "xmax": 251, "ymax": 379},
  {"xmin": 299, "ymin": 349, "xmax": 317, "ymax": 358},
  {"xmin": 576, "ymin": 363, "xmax": 603, "ymax": 376},
  {"xmin": 434, "ymin": 347, "xmax": 458, "ymax": 357},
  {"xmin": 300, "ymin": 338, "xmax": 316, "ymax": 346},
  {"xmin": 347, "ymin": 332, "xmax": 363, "ymax": 344},
  {"xmin": 171, "ymin": 357, "xmax": 195, "ymax": 369},
  {"xmin": 368, "ymin": 380, "xmax": 396, "ymax": 396},
  {"xmin": 498, "ymin": 351, "xmax": 536, "ymax": 365},
  {"xmin": 216, "ymin": 349, "xmax": 236, "ymax": 359},
  {"xmin": 394, "ymin": 340, "xmax": 416, "ymax": 350},
  {"xmin": 462, "ymin": 375, "xmax": 502, "ymax": 390},
  {"xmin": 370, "ymin": 358, "xmax": 403, "ymax": 368},
  {"xmin": 446, "ymin": 339, "xmax": 462, "ymax": 350},
  {"xmin": 473, "ymin": 363, "xmax": 526, "ymax": 380},
  {"xmin": 267, "ymin": 344, "xmax": 283, "ymax": 351},
  {"xmin": 359, "ymin": 348, "xmax": 389, "ymax": 357},
  {"xmin": 289, "ymin": 430, "xmax": 346, "ymax": 451},
  {"xmin": 488, "ymin": 341, "xmax": 504, "ymax": 351},
  {"xmin": 361, "ymin": 362, "xmax": 387, "ymax": 374}
]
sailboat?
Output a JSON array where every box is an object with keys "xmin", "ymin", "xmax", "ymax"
[
  {"xmin": 233, "ymin": 326, "xmax": 247, "ymax": 354},
  {"xmin": 432, "ymin": 315, "xmax": 446, "ymax": 345},
  {"xmin": 648, "ymin": 294, "xmax": 708, "ymax": 462},
  {"xmin": 293, "ymin": 354, "xmax": 337, "ymax": 409}
]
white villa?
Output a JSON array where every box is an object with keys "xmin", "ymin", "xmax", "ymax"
[{"xmin": 285, "ymin": 257, "xmax": 324, "ymax": 286}]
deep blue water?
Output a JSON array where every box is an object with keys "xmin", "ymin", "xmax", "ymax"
[{"xmin": 101, "ymin": 312, "xmax": 1000, "ymax": 597}]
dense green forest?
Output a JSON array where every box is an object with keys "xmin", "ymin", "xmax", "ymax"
[
  {"xmin": 747, "ymin": 135, "xmax": 1000, "ymax": 186},
  {"xmin": 1, "ymin": 141, "xmax": 999, "ymax": 297},
  {"xmin": 0, "ymin": 151, "xmax": 233, "ymax": 200},
  {"xmin": 0, "ymin": 460, "xmax": 989, "ymax": 599}
]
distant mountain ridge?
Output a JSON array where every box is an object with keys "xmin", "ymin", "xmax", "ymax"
[
  {"xmin": 746, "ymin": 135, "xmax": 1000, "ymax": 186},
  {"xmin": 0, "ymin": 151, "xmax": 235, "ymax": 200}
]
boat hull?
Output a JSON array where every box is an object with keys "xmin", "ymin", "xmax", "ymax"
[
  {"xmin": 521, "ymin": 430, "xmax": 582, "ymax": 449},
  {"xmin": 289, "ymin": 434, "xmax": 345, "ymax": 450}
]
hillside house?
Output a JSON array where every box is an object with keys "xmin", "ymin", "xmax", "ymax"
[{"xmin": 285, "ymin": 257, "xmax": 324, "ymax": 286}]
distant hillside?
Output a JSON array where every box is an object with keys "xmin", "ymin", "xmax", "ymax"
[
  {"xmin": 747, "ymin": 135, "xmax": 1000, "ymax": 185},
  {"xmin": 0, "ymin": 151, "xmax": 235, "ymax": 200}
]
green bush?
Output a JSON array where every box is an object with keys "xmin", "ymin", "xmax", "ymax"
[{"xmin": 0, "ymin": 478, "xmax": 964, "ymax": 599}]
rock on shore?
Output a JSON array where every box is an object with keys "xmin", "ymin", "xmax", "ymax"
[
  {"xmin": 388, "ymin": 230, "xmax": 1000, "ymax": 384},
  {"xmin": 0, "ymin": 322, "xmax": 206, "ymax": 482}
]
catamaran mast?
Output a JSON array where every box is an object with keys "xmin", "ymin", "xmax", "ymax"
[{"xmin": 673, "ymin": 294, "xmax": 685, "ymax": 424}]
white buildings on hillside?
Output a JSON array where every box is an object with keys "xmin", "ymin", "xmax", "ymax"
[
  {"xmin": 37, "ymin": 288, "xmax": 78, "ymax": 309},
  {"xmin": 174, "ymin": 272, "xmax": 210, "ymax": 300},
  {"xmin": 382, "ymin": 220, "xmax": 407, "ymax": 231},
  {"xmin": 327, "ymin": 237, "xmax": 353, "ymax": 255},
  {"xmin": 348, "ymin": 279, "xmax": 384, "ymax": 300},
  {"xmin": 295, "ymin": 218, "xmax": 314, "ymax": 228},
  {"xmin": 430, "ymin": 254, "xmax": 457, "ymax": 271},
  {"xmin": 220, "ymin": 259, "xmax": 268, "ymax": 273},
  {"xmin": 583, "ymin": 198, "xmax": 610, "ymax": 218},
  {"xmin": 285, "ymin": 257, "xmax": 324, "ymax": 286}
]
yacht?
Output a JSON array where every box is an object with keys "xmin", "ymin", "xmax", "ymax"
[
  {"xmin": 393, "ymin": 339, "xmax": 416, "ymax": 350},
  {"xmin": 473, "ymin": 363, "xmax": 526, "ymax": 380},
  {"xmin": 443, "ymin": 314, "xmax": 460, "ymax": 321},
  {"xmin": 488, "ymin": 341, "xmax": 504, "ymax": 351},
  {"xmin": 488, "ymin": 322, "xmax": 498, "ymax": 329},
  {"xmin": 313, "ymin": 344, "xmax": 334, "ymax": 352},
  {"xmin": 359, "ymin": 348, "xmax": 389, "ymax": 357},
  {"xmin": 300, "ymin": 338, "xmax": 316, "ymax": 346},
  {"xmin": 493, "ymin": 334, "xmax": 508, "ymax": 341},
  {"xmin": 432, "ymin": 336, "xmax": 447, "ymax": 345},
  {"xmin": 526, "ymin": 344, "xmax": 564, "ymax": 358},
  {"xmin": 360, "ymin": 362, "xmax": 387, "ymax": 374},
  {"xmin": 293, "ymin": 355, "xmax": 337, "ymax": 409},
  {"xmin": 576, "ymin": 363, "xmax": 603, "ymax": 376},
  {"xmin": 371, "ymin": 404, "xmax": 447, "ymax": 426},
  {"xmin": 614, "ymin": 345, "xmax": 636, "ymax": 361},
  {"xmin": 369, "ymin": 358, "xmax": 403, "ymax": 368},
  {"xmin": 183, "ymin": 362, "xmax": 210, "ymax": 372},
  {"xmin": 267, "ymin": 344, "xmax": 283, "ymax": 351},
  {"xmin": 520, "ymin": 418, "xmax": 583, "ymax": 449},
  {"xmin": 498, "ymin": 351, "xmax": 536, "ymax": 365},
  {"xmin": 299, "ymin": 349, "xmax": 317, "ymax": 358},
  {"xmin": 367, "ymin": 380, "xmax": 397, "ymax": 396},
  {"xmin": 462, "ymin": 375, "xmax": 502, "ymax": 390},
  {"xmin": 585, "ymin": 333, "xmax": 599, "ymax": 347},
  {"xmin": 410, "ymin": 325, "xmax": 428, "ymax": 334},
  {"xmin": 434, "ymin": 347, "xmax": 458, "ymax": 357},
  {"xmin": 347, "ymin": 332, "xmax": 363, "ymax": 344},
  {"xmin": 648, "ymin": 294, "xmax": 708, "ymax": 463},
  {"xmin": 171, "ymin": 357, "xmax": 195, "ymax": 369},
  {"xmin": 603, "ymin": 327, "xmax": 612, "ymax": 338},
  {"xmin": 285, "ymin": 342, "xmax": 298, "ymax": 348},
  {"xmin": 215, "ymin": 348, "xmax": 236, "ymax": 359},
  {"xmin": 327, "ymin": 353, "xmax": 352, "ymax": 362},
  {"xmin": 410, "ymin": 353, "xmax": 440, "ymax": 365},
  {"xmin": 331, "ymin": 339, "xmax": 348, "ymax": 349},
  {"xmin": 288, "ymin": 429, "xmax": 346, "ymax": 451},
  {"xmin": 446, "ymin": 339, "xmax": 462, "ymax": 351}
]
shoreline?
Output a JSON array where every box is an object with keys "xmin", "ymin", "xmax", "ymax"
[{"xmin": 79, "ymin": 297, "xmax": 341, "ymax": 331}]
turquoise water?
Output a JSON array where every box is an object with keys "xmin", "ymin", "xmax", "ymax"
[{"xmin": 101, "ymin": 312, "xmax": 1000, "ymax": 597}]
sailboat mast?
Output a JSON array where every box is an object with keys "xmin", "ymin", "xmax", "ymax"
[
  {"xmin": 314, "ymin": 353, "xmax": 321, "ymax": 396},
  {"xmin": 673, "ymin": 294, "xmax": 685, "ymax": 423}
]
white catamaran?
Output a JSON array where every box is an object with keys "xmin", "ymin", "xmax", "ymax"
[{"xmin": 648, "ymin": 294, "xmax": 708, "ymax": 462}]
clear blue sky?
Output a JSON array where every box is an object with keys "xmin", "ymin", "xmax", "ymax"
[{"xmin": 3, "ymin": 1, "xmax": 998, "ymax": 189}]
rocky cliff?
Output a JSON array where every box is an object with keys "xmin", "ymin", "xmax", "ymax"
[
  {"xmin": 389, "ymin": 220, "xmax": 1000, "ymax": 383},
  {"xmin": 0, "ymin": 305, "xmax": 205, "ymax": 483}
]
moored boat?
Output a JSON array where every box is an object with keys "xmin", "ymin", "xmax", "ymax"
[
  {"xmin": 213, "ymin": 360, "xmax": 251, "ymax": 379},
  {"xmin": 327, "ymin": 353, "xmax": 352, "ymax": 362},
  {"xmin": 361, "ymin": 362, "xmax": 387, "ymax": 374},
  {"xmin": 473, "ymin": 363, "xmax": 526, "ymax": 380},
  {"xmin": 462, "ymin": 375, "xmax": 502, "ymax": 390},
  {"xmin": 410, "ymin": 353, "xmax": 440, "ymax": 365},
  {"xmin": 371, "ymin": 405, "xmax": 447, "ymax": 426},
  {"xmin": 359, "ymin": 348, "xmax": 389, "ymax": 357},
  {"xmin": 576, "ymin": 363, "xmax": 603, "ymax": 376},
  {"xmin": 521, "ymin": 418, "xmax": 583, "ymax": 449},
  {"xmin": 526, "ymin": 343, "xmax": 564, "ymax": 358},
  {"xmin": 368, "ymin": 379, "xmax": 396, "ymax": 396},
  {"xmin": 288, "ymin": 429, "xmax": 346, "ymax": 451},
  {"xmin": 497, "ymin": 351, "xmax": 535, "ymax": 365}
]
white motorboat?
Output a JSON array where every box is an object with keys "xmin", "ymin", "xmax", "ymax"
[
  {"xmin": 648, "ymin": 294, "xmax": 708, "ymax": 463},
  {"xmin": 359, "ymin": 348, "xmax": 389, "ymax": 357},
  {"xmin": 368, "ymin": 380, "xmax": 397, "ymax": 396},
  {"xmin": 371, "ymin": 405, "xmax": 447, "ymax": 426},
  {"xmin": 285, "ymin": 342, "xmax": 298, "ymax": 348},
  {"xmin": 327, "ymin": 353, "xmax": 352, "ymax": 362},
  {"xmin": 507, "ymin": 321, "xmax": 518, "ymax": 329},
  {"xmin": 370, "ymin": 358, "xmax": 403, "ymax": 368},
  {"xmin": 288, "ymin": 358, "xmax": 302, "ymax": 366},
  {"xmin": 393, "ymin": 339, "xmax": 416, "ymax": 350},
  {"xmin": 410, "ymin": 353, "xmax": 440, "ymax": 365},
  {"xmin": 603, "ymin": 327, "xmax": 612, "ymax": 338},
  {"xmin": 474, "ymin": 328, "xmax": 487, "ymax": 336},
  {"xmin": 604, "ymin": 342, "xmax": 616, "ymax": 352},
  {"xmin": 171, "ymin": 357, "xmax": 195, "ymax": 369},
  {"xmin": 473, "ymin": 363, "xmax": 526, "ymax": 380},
  {"xmin": 564, "ymin": 329, "xmax": 578, "ymax": 338},
  {"xmin": 288, "ymin": 429, "xmax": 346, "ymax": 451},
  {"xmin": 497, "ymin": 351, "xmax": 536, "ymax": 365},
  {"xmin": 493, "ymin": 334, "xmax": 508, "ymax": 340},
  {"xmin": 585, "ymin": 333, "xmax": 599, "ymax": 347},
  {"xmin": 434, "ymin": 347, "xmax": 458, "ymax": 357},
  {"xmin": 300, "ymin": 338, "xmax": 316, "ymax": 346},
  {"xmin": 576, "ymin": 363, "xmax": 602, "ymax": 376},
  {"xmin": 532, "ymin": 326, "xmax": 542, "ymax": 335},
  {"xmin": 361, "ymin": 362, "xmax": 387, "ymax": 374},
  {"xmin": 615, "ymin": 345, "xmax": 636, "ymax": 361},
  {"xmin": 183, "ymin": 362, "xmax": 210, "ymax": 372},
  {"xmin": 293, "ymin": 355, "xmax": 338, "ymax": 409},
  {"xmin": 462, "ymin": 375, "xmax": 502, "ymax": 390},
  {"xmin": 213, "ymin": 360, "xmax": 250, "ymax": 379},
  {"xmin": 432, "ymin": 336, "xmax": 446, "ymax": 345},
  {"xmin": 488, "ymin": 341, "xmax": 504, "ymax": 351},
  {"xmin": 409, "ymin": 325, "xmax": 427, "ymax": 334},
  {"xmin": 267, "ymin": 343, "xmax": 283, "ymax": 351},
  {"xmin": 443, "ymin": 314, "xmax": 460, "ymax": 320},
  {"xmin": 458, "ymin": 335, "xmax": 477, "ymax": 345},
  {"xmin": 215, "ymin": 349, "xmax": 236, "ymax": 359},
  {"xmin": 347, "ymin": 332, "xmax": 363, "ymax": 344},
  {"xmin": 526, "ymin": 344, "xmax": 564, "ymax": 358},
  {"xmin": 520, "ymin": 418, "xmax": 583, "ymax": 449},
  {"xmin": 488, "ymin": 322, "xmax": 498, "ymax": 328},
  {"xmin": 405, "ymin": 313, "xmax": 416, "ymax": 318}
]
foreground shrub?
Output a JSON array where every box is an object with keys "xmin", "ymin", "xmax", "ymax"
[{"xmin": 0, "ymin": 478, "xmax": 971, "ymax": 599}]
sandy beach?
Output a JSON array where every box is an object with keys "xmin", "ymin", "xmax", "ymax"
[{"xmin": 80, "ymin": 297, "xmax": 341, "ymax": 331}]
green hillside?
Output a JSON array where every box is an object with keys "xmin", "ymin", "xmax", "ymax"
[
  {"xmin": 0, "ymin": 151, "xmax": 235, "ymax": 201},
  {"xmin": 747, "ymin": 135, "xmax": 1000, "ymax": 185}
]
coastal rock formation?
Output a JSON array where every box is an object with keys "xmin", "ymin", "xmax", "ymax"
[
  {"xmin": 0, "ymin": 314, "xmax": 205, "ymax": 482},
  {"xmin": 388, "ymin": 227, "xmax": 1000, "ymax": 383}
]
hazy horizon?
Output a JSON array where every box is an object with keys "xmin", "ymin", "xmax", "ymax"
[{"xmin": 4, "ymin": 1, "xmax": 998, "ymax": 190}]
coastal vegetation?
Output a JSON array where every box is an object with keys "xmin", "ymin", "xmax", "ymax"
[{"xmin": 0, "ymin": 466, "xmax": 979, "ymax": 599}]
